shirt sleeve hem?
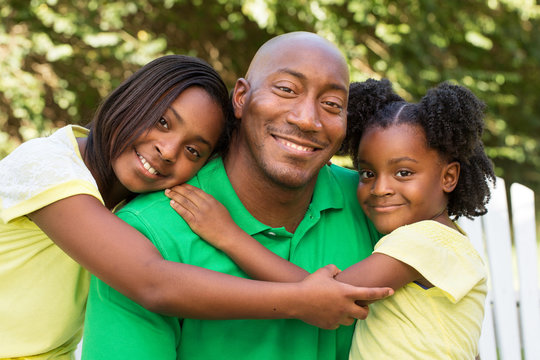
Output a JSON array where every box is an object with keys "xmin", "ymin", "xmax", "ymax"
[{"xmin": 1, "ymin": 180, "xmax": 103, "ymax": 223}]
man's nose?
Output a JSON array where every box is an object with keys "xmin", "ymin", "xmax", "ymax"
[{"xmin": 286, "ymin": 100, "xmax": 322, "ymax": 132}]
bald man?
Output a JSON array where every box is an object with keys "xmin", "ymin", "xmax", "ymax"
[{"xmin": 82, "ymin": 32, "xmax": 382, "ymax": 360}]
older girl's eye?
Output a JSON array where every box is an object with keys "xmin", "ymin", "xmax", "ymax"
[
  {"xmin": 158, "ymin": 117, "xmax": 169, "ymax": 129},
  {"xmin": 186, "ymin": 146, "xmax": 201, "ymax": 159}
]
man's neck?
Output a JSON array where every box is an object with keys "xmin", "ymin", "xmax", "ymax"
[{"xmin": 224, "ymin": 153, "xmax": 317, "ymax": 233}]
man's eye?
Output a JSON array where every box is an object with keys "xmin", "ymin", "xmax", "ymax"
[
  {"xmin": 158, "ymin": 117, "xmax": 169, "ymax": 129},
  {"xmin": 323, "ymin": 101, "xmax": 342, "ymax": 109},
  {"xmin": 277, "ymin": 86, "xmax": 294, "ymax": 94}
]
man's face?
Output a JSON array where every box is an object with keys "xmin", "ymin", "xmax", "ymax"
[{"xmin": 232, "ymin": 38, "xmax": 349, "ymax": 189}]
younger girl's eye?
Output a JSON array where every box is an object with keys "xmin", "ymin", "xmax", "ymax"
[
  {"xmin": 359, "ymin": 169, "xmax": 374, "ymax": 180},
  {"xmin": 158, "ymin": 117, "xmax": 169, "ymax": 129},
  {"xmin": 396, "ymin": 169, "xmax": 413, "ymax": 177}
]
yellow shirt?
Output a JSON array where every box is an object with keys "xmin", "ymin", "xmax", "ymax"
[
  {"xmin": 0, "ymin": 126, "xmax": 103, "ymax": 359},
  {"xmin": 350, "ymin": 220, "xmax": 487, "ymax": 359}
]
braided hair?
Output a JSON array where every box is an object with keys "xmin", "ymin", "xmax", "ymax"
[{"xmin": 343, "ymin": 79, "xmax": 495, "ymax": 219}]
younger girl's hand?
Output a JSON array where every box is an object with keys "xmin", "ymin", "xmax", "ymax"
[{"xmin": 165, "ymin": 184, "xmax": 238, "ymax": 249}]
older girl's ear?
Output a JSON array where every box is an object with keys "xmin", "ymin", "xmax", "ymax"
[{"xmin": 442, "ymin": 161, "xmax": 460, "ymax": 193}]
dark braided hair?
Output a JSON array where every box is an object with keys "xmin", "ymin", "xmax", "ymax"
[{"xmin": 343, "ymin": 79, "xmax": 496, "ymax": 219}]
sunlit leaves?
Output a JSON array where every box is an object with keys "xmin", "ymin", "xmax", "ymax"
[{"xmin": 0, "ymin": 0, "xmax": 538, "ymax": 209}]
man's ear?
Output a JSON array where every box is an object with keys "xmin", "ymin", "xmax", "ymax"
[
  {"xmin": 232, "ymin": 78, "xmax": 249, "ymax": 119},
  {"xmin": 442, "ymin": 161, "xmax": 460, "ymax": 193}
]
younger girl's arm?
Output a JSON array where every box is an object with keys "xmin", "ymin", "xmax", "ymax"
[
  {"xmin": 167, "ymin": 184, "xmax": 422, "ymax": 296},
  {"xmin": 166, "ymin": 185, "xmax": 309, "ymax": 283},
  {"xmin": 29, "ymin": 193, "xmax": 391, "ymax": 327}
]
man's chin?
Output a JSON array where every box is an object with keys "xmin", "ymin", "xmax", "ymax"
[{"xmin": 264, "ymin": 166, "xmax": 320, "ymax": 190}]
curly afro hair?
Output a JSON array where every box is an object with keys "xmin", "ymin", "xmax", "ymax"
[{"xmin": 343, "ymin": 79, "xmax": 496, "ymax": 219}]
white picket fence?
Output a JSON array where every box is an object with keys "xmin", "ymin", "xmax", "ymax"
[{"xmin": 459, "ymin": 177, "xmax": 540, "ymax": 360}]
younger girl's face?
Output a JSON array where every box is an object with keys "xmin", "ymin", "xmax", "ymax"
[
  {"xmin": 112, "ymin": 86, "xmax": 224, "ymax": 194},
  {"xmin": 356, "ymin": 123, "xmax": 457, "ymax": 234}
]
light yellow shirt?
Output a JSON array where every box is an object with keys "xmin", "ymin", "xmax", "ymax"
[
  {"xmin": 0, "ymin": 125, "xmax": 103, "ymax": 359},
  {"xmin": 350, "ymin": 220, "xmax": 487, "ymax": 360}
]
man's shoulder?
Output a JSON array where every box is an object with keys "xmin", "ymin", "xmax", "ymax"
[
  {"xmin": 115, "ymin": 191, "xmax": 191, "ymax": 235},
  {"xmin": 326, "ymin": 163, "xmax": 358, "ymax": 177},
  {"xmin": 324, "ymin": 164, "xmax": 359, "ymax": 188},
  {"xmin": 115, "ymin": 191, "xmax": 197, "ymax": 261},
  {"xmin": 117, "ymin": 191, "xmax": 170, "ymax": 217}
]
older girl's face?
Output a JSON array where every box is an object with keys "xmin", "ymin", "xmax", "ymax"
[{"xmin": 112, "ymin": 86, "xmax": 224, "ymax": 194}]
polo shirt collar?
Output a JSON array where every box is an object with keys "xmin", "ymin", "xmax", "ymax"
[
  {"xmin": 310, "ymin": 164, "xmax": 345, "ymax": 213},
  {"xmin": 195, "ymin": 158, "xmax": 345, "ymax": 236}
]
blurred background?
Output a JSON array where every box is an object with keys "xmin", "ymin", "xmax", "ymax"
[{"xmin": 1, "ymin": 0, "xmax": 539, "ymax": 230}]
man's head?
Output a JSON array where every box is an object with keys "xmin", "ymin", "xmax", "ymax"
[{"xmin": 230, "ymin": 32, "xmax": 349, "ymax": 189}]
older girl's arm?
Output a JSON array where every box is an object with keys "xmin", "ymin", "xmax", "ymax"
[{"xmin": 29, "ymin": 194, "xmax": 391, "ymax": 327}]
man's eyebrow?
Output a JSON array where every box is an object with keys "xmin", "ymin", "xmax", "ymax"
[
  {"xmin": 276, "ymin": 68, "xmax": 306, "ymax": 80},
  {"xmin": 276, "ymin": 68, "xmax": 347, "ymax": 93},
  {"xmin": 169, "ymin": 107, "xmax": 212, "ymax": 147}
]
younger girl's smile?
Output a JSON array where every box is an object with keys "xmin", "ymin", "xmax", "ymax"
[{"xmin": 356, "ymin": 123, "xmax": 456, "ymax": 234}]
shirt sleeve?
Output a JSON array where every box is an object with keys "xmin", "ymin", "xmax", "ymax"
[
  {"xmin": 0, "ymin": 131, "xmax": 102, "ymax": 223},
  {"xmin": 81, "ymin": 211, "xmax": 181, "ymax": 359},
  {"xmin": 373, "ymin": 221, "xmax": 486, "ymax": 303}
]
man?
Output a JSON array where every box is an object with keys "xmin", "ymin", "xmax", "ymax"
[{"xmin": 82, "ymin": 32, "xmax": 381, "ymax": 359}]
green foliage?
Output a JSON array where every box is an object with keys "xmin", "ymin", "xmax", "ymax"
[{"xmin": 1, "ymin": 0, "xmax": 539, "ymax": 216}]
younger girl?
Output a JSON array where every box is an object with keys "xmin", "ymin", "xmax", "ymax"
[
  {"xmin": 0, "ymin": 55, "xmax": 383, "ymax": 359},
  {"xmin": 167, "ymin": 79, "xmax": 495, "ymax": 359}
]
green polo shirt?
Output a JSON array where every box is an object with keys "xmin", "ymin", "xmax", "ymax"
[{"xmin": 82, "ymin": 158, "xmax": 380, "ymax": 360}]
